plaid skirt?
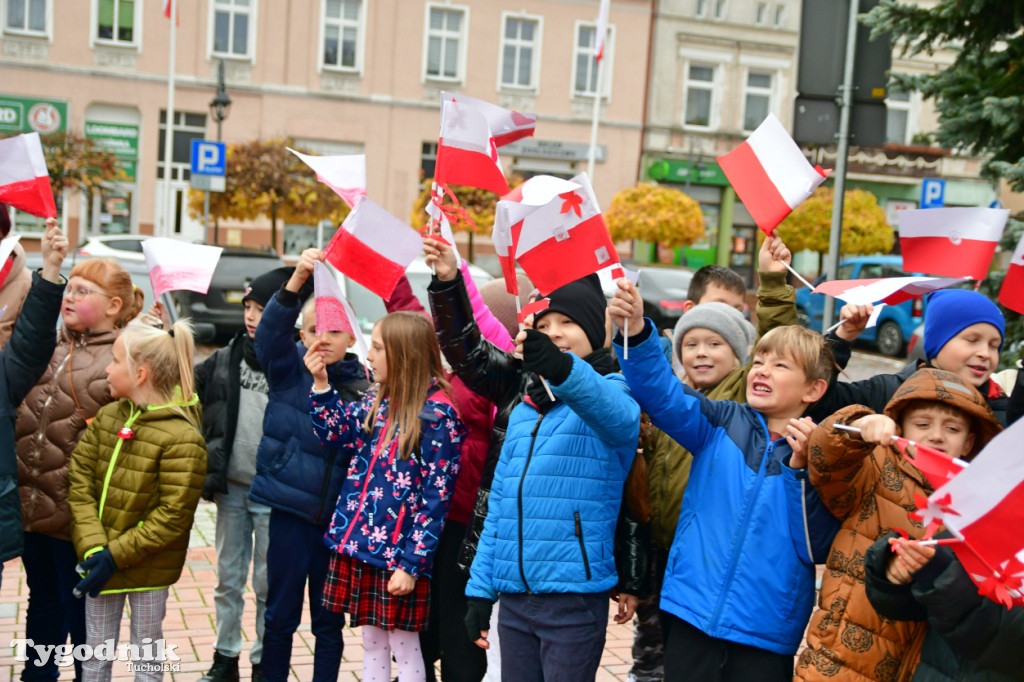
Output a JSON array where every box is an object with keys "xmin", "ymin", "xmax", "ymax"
[{"xmin": 322, "ymin": 553, "xmax": 431, "ymax": 631}]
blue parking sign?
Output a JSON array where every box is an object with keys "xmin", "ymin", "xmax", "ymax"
[
  {"xmin": 920, "ymin": 178, "xmax": 945, "ymax": 208},
  {"xmin": 191, "ymin": 140, "xmax": 226, "ymax": 176}
]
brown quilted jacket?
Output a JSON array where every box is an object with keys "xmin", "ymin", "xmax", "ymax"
[
  {"xmin": 797, "ymin": 368, "xmax": 1001, "ymax": 682},
  {"xmin": 68, "ymin": 394, "xmax": 206, "ymax": 592},
  {"xmin": 16, "ymin": 327, "xmax": 116, "ymax": 539}
]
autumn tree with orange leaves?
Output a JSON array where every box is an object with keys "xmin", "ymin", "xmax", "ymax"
[{"xmin": 605, "ymin": 183, "xmax": 705, "ymax": 247}]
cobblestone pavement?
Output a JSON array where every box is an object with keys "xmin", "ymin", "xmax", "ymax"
[{"xmin": 0, "ymin": 351, "xmax": 901, "ymax": 680}]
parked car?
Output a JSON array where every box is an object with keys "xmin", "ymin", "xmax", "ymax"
[
  {"xmin": 795, "ymin": 255, "xmax": 926, "ymax": 357},
  {"xmin": 74, "ymin": 234, "xmax": 149, "ymax": 262},
  {"xmin": 629, "ymin": 264, "xmax": 696, "ymax": 332}
]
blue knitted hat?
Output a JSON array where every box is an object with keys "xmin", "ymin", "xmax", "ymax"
[{"xmin": 923, "ymin": 289, "xmax": 1005, "ymax": 360}]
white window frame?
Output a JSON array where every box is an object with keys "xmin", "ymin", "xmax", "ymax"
[
  {"xmin": 695, "ymin": 0, "xmax": 709, "ymax": 18},
  {"xmin": 319, "ymin": 0, "xmax": 365, "ymax": 74},
  {"xmin": 885, "ymin": 90, "xmax": 918, "ymax": 145},
  {"xmin": 772, "ymin": 3, "xmax": 786, "ymax": 27},
  {"xmin": 713, "ymin": 0, "xmax": 727, "ymax": 21},
  {"xmin": 682, "ymin": 61, "xmax": 720, "ymax": 130},
  {"xmin": 754, "ymin": 2, "xmax": 767, "ymax": 25},
  {"xmin": 3, "ymin": 0, "xmax": 52, "ymax": 39},
  {"xmin": 208, "ymin": 0, "xmax": 257, "ymax": 62},
  {"xmin": 570, "ymin": 20, "xmax": 615, "ymax": 100},
  {"xmin": 422, "ymin": 3, "xmax": 469, "ymax": 84},
  {"xmin": 742, "ymin": 68, "xmax": 775, "ymax": 132},
  {"xmin": 90, "ymin": 0, "xmax": 142, "ymax": 50},
  {"xmin": 497, "ymin": 11, "xmax": 542, "ymax": 93}
]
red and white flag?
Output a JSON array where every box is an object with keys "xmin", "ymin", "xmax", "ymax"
[
  {"xmin": 141, "ymin": 238, "xmax": 223, "ymax": 299},
  {"xmin": 928, "ymin": 418, "xmax": 1024, "ymax": 606},
  {"xmin": 0, "ymin": 132, "xmax": 56, "ymax": 219},
  {"xmin": 813, "ymin": 275, "xmax": 966, "ymax": 307},
  {"xmin": 323, "ymin": 196, "xmax": 422, "ymax": 300},
  {"xmin": 895, "ymin": 436, "xmax": 967, "ymax": 490},
  {"xmin": 595, "ymin": 0, "xmax": 611, "ymax": 62},
  {"xmin": 999, "ymin": 233, "xmax": 1024, "ymax": 314},
  {"xmin": 163, "ymin": 0, "xmax": 179, "ymax": 23},
  {"xmin": 897, "ymin": 207, "xmax": 1008, "ymax": 280},
  {"xmin": 435, "ymin": 98, "xmax": 507, "ymax": 194},
  {"xmin": 289, "ymin": 148, "xmax": 366, "ymax": 208},
  {"xmin": 313, "ymin": 261, "xmax": 367, "ymax": 363},
  {"xmin": 514, "ymin": 172, "xmax": 623, "ymax": 295},
  {"xmin": 441, "ymin": 91, "xmax": 536, "ymax": 148},
  {"xmin": 717, "ymin": 114, "xmax": 831, "ymax": 236}
]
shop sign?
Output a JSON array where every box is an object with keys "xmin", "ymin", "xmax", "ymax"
[{"xmin": 0, "ymin": 95, "xmax": 68, "ymax": 134}]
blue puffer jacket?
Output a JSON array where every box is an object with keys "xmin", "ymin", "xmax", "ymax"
[
  {"xmin": 248, "ymin": 288, "xmax": 369, "ymax": 526},
  {"xmin": 615, "ymin": 320, "xmax": 839, "ymax": 656},
  {"xmin": 465, "ymin": 354, "xmax": 640, "ymax": 599}
]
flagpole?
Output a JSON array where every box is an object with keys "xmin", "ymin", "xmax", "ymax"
[
  {"xmin": 586, "ymin": 40, "xmax": 605, "ymax": 179},
  {"xmin": 162, "ymin": 0, "xmax": 178, "ymax": 238}
]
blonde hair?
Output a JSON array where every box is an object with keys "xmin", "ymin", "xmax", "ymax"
[
  {"xmin": 363, "ymin": 312, "xmax": 451, "ymax": 460},
  {"xmin": 121, "ymin": 319, "xmax": 198, "ymax": 426},
  {"xmin": 754, "ymin": 326, "xmax": 838, "ymax": 386},
  {"xmin": 299, "ymin": 296, "xmax": 317, "ymax": 331},
  {"xmin": 68, "ymin": 259, "xmax": 144, "ymax": 328}
]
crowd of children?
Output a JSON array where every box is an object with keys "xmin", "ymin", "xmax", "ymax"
[{"xmin": 1, "ymin": 208, "xmax": 1022, "ymax": 682}]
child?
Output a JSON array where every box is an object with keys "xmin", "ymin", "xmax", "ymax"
[
  {"xmin": 610, "ymin": 279, "xmax": 839, "ymax": 682},
  {"xmin": 193, "ymin": 269, "xmax": 292, "ymax": 682},
  {"xmin": 307, "ymin": 310, "xmax": 466, "ymax": 682},
  {"xmin": 865, "ymin": 533, "xmax": 1024, "ymax": 680},
  {"xmin": 797, "ymin": 367, "xmax": 1001, "ymax": 681},
  {"xmin": 67, "ymin": 319, "xmax": 207, "ymax": 681},
  {"xmin": 17, "ymin": 257, "xmax": 144, "ymax": 680},
  {"xmin": 436, "ymin": 271, "xmax": 640, "ymax": 681},
  {"xmin": 0, "ymin": 219, "xmax": 68, "ymax": 587}
]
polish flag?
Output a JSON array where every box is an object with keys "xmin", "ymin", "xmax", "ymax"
[
  {"xmin": 313, "ymin": 261, "xmax": 367, "ymax": 363},
  {"xmin": 0, "ymin": 133, "xmax": 56, "ymax": 219},
  {"xmin": 163, "ymin": 0, "xmax": 179, "ymax": 24},
  {"xmin": 813, "ymin": 275, "xmax": 967, "ymax": 307},
  {"xmin": 514, "ymin": 172, "xmax": 623, "ymax": 295},
  {"xmin": 425, "ymin": 196, "xmax": 462, "ymax": 269},
  {"xmin": 435, "ymin": 99, "xmax": 509, "ymax": 194},
  {"xmin": 141, "ymin": 238, "xmax": 223, "ymax": 299},
  {"xmin": 441, "ymin": 91, "xmax": 536, "ymax": 148},
  {"xmin": 323, "ymin": 196, "xmax": 423, "ymax": 300},
  {"xmin": 999, "ymin": 233, "xmax": 1024, "ymax": 315},
  {"xmin": 717, "ymin": 114, "xmax": 831, "ymax": 236},
  {"xmin": 897, "ymin": 207, "xmax": 1008, "ymax": 280},
  {"xmin": 928, "ymin": 418, "xmax": 1024, "ymax": 605},
  {"xmin": 595, "ymin": 0, "xmax": 611, "ymax": 62},
  {"xmin": 289, "ymin": 148, "xmax": 366, "ymax": 208},
  {"xmin": 894, "ymin": 436, "xmax": 967, "ymax": 490}
]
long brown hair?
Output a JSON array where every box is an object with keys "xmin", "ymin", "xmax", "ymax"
[
  {"xmin": 68, "ymin": 259, "xmax": 145, "ymax": 328},
  {"xmin": 363, "ymin": 312, "xmax": 451, "ymax": 460}
]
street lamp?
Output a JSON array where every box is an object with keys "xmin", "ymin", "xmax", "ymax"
[{"xmin": 208, "ymin": 59, "xmax": 231, "ymax": 243}]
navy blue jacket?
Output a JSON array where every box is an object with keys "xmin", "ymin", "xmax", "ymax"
[
  {"xmin": 248, "ymin": 288, "xmax": 369, "ymax": 526},
  {"xmin": 615, "ymin": 319, "xmax": 839, "ymax": 656}
]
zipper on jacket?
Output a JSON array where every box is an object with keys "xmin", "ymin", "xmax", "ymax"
[
  {"xmin": 98, "ymin": 406, "xmax": 143, "ymax": 519},
  {"xmin": 709, "ymin": 417, "xmax": 774, "ymax": 631},
  {"xmin": 574, "ymin": 511, "xmax": 592, "ymax": 580},
  {"xmin": 517, "ymin": 414, "xmax": 544, "ymax": 594},
  {"xmin": 391, "ymin": 504, "xmax": 406, "ymax": 545}
]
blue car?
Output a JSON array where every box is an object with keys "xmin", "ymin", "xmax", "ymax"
[{"xmin": 795, "ymin": 256, "xmax": 926, "ymax": 357}]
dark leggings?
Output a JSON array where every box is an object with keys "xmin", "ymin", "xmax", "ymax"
[{"xmin": 661, "ymin": 613, "xmax": 792, "ymax": 682}]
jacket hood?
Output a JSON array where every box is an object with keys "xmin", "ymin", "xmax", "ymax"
[
  {"xmin": 884, "ymin": 368, "xmax": 1001, "ymax": 460},
  {"xmin": 59, "ymin": 325, "xmax": 119, "ymax": 346}
]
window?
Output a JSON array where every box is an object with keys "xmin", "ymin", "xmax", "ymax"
[
  {"xmin": 424, "ymin": 5, "xmax": 467, "ymax": 81},
  {"xmin": 322, "ymin": 0, "xmax": 362, "ymax": 71},
  {"xmin": 773, "ymin": 4, "xmax": 786, "ymax": 27},
  {"xmin": 572, "ymin": 22, "xmax": 613, "ymax": 98},
  {"xmin": 212, "ymin": 0, "xmax": 252, "ymax": 58},
  {"xmin": 500, "ymin": 14, "xmax": 540, "ymax": 90},
  {"xmin": 743, "ymin": 70, "xmax": 773, "ymax": 131},
  {"xmin": 695, "ymin": 0, "xmax": 708, "ymax": 18},
  {"xmin": 713, "ymin": 0, "xmax": 727, "ymax": 20},
  {"xmin": 684, "ymin": 63, "xmax": 716, "ymax": 128},
  {"xmin": 157, "ymin": 111, "xmax": 206, "ymax": 235},
  {"xmin": 5, "ymin": 0, "xmax": 47, "ymax": 35},
  {"xmin": 421, "ymin": 141, "xmax": 438, "ymax": 181},
  {"xmin": 886, "ymin": 90, "xmax": 912, "ymax": 144},
  {"xmin": 96, "ymin": 0, "xmax": 137, "ymax": 45},
  {"xmin": 755, "ymin": 2, "xmax": 767, "ymax": 24}
]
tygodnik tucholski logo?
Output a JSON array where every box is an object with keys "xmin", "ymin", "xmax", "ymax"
[{"xmin": 10, "ymin": 638, "xmax": 181, "ymax": 673}]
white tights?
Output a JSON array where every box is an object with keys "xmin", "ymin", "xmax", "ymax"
[{"xmin": 361, "ymin": 625, "xmax": 426, "ymax": 682}]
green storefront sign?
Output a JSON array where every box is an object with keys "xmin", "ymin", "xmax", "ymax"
[
  {"xmin": 85, "ymin": 120, "xmax": 139, "ymax": 183},
  {"xmin": 0, "ymin": 95, "xmax": 68, "ymax": 134},
  {"xmin": 647, "ymin": 159, "xmax": 730, "ymax": 186}
]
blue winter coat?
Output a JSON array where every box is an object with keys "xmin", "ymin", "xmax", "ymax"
[
  {"xmin": 615, "ymin": 320, "xmax": 838, "ymax": 656},
  {"xmin": 311, "ymin": 384, "xmax": 465, "ymax": 579},
  {"xmin": 465, "ymin": 354, "xmax": 640, "ymax": 599},
  {"xmin": 248, "ymin": 289, "xmax": 369, "ymax": 526}
]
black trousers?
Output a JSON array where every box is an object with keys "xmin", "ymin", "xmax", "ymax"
[
  {"xmin": 662, "ymin": 613, "xmax": 793, "ymax": 682},
  {"xmin": 419, "ymin": 520, "xmax": 487, "ymax": 682}
]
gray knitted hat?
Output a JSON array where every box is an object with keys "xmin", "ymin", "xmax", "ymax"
[{"xmin": 672, "ymin": 302, "xmax": 756, "ymax": 366}]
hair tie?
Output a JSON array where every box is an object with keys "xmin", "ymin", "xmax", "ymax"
[
  {"xmin": 167, "ymin": 327, "xmax": 175, "ymax": 338},
  {"xmin": 132, "ymin": 283, "xmax": 139, "ymax": 293}
]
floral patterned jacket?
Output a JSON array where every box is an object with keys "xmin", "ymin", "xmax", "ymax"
[{"xmin": 310, "ymin": 382, "xmax": 466, "ymax": 579}]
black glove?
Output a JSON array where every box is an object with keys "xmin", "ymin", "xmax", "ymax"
[
  {"xmin": 521, "ymin": 329, "xmax": 573, "ymax": 385},
  {"xmin": 464, "ymin": 597, "xmax": 494, "ymax": 644},
  {"xmin": 73, "ymin": 548, "xmax": 118, "ymax": 598}
]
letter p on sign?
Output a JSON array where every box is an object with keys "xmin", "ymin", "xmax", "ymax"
[
  {"xmin": 920, "ymin": 178, "xmax": 945, "ymax": 209},
  {"xmin": 190, "ymin": 140, "xmax": 226, "ymax": 176}
]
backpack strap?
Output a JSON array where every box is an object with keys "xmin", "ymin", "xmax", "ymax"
[{"xmin": 418, "ymin": 388, "xmax": 458, "ymax": 424}]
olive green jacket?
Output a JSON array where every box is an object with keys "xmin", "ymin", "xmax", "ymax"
[
  {"xmin": 69, "ymin": 393, "xmax": 206, "ymax": 593},
  {"xmin": 644, "ymin": 270, "xmax": 796, "ymax": 549}
]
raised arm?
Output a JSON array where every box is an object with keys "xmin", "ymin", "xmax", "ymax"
[{"xmin": 806, "ymin": 405, "xmax": 884, "ymax": 520}]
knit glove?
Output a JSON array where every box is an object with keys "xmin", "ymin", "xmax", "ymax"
[
  {"xmin": 73, "ymin": 549, "xmax": 118, "ymax": 598},
  {"xmin": 464, "ymin": 597, "xmax": 495, "ymax": 644},
  {"xmin": 521, "ymin": 329, "xmax": 573, "ymax": 385}
]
